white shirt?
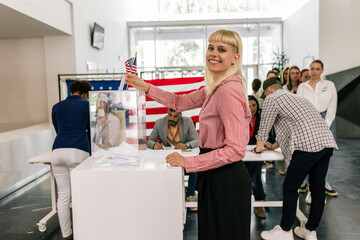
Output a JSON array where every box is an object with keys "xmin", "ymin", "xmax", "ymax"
[
  {"xmin": 252, "ymin": 89, "xmax": 264, "ymax": 108},
  {"xmin": 252, "ymin": 89, "xmax": 262, "ymax": 100},
  {"xmin": 283, "ymin": 84, "xmax": 296, "ymax": 93},
  {"xmin": 283, "ymin": 85, "xmax": 290, "ymax": 92},
  {"xmin": 297, "ymin": 79, "xmax": 337, "ymax": 127}
]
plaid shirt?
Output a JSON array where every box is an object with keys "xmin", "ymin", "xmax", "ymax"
[{"xmin": 257, "ymin": 90, "xmax": 337, "ymax": 163}]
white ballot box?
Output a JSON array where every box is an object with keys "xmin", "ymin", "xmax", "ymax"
[{"xmin": 71, "ymin": 150, "xmax": 184, "ymax": 240}]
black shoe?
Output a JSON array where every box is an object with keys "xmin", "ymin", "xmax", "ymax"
[
  {"xmin": 299, "ymin": 183, "xmax": 308, "ymax": 193},
  {"xmin": 325, "ymin": 182, "xmax": 338, "ymax": 197}
]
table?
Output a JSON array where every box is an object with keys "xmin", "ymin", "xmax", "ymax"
[
  {"xmin": 29, "ymin": 146, "xmax": 307, "ymax": 236},
  {"xmin": 71, "ymin": 149, "xmax": 184, "ymax": 240},
  {"xmin": 28, "ymin": 151, "xmax": 55, "ymax": 232}
]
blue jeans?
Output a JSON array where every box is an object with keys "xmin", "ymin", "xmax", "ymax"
[
  {"xmin": 245, "ymin": 161, "xmax": 266, "ymax": 200},
  {"xmin": 320, "ymin": 111, "xmax": 335, "ymax": 135},
  {"xmin": 186, "ymin": 172, "xmax": 198, "ymax": 197}
]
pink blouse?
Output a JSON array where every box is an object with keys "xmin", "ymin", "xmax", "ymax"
[{"xmin": 147, "ymin": 75, "xmax": 251, "ymax": 172}]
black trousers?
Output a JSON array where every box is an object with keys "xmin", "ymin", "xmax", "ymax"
[
  {"xmin": 280, "ymin": 148, "xmax": 333, "ymax": 231},
  {"xmin": 196, "ymin": 148, "xmax": 252, "ymax": 240}
]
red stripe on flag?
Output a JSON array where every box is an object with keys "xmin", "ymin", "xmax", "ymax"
[
  {"xmin": 144, "ymin": 77, "xmax": 204, "ymax": 86},
  {"xmin": 146, "ymin": 117, "xmax": 198, "ymax": 130},
  {"xmin": 146, "ymin": 122, "xmax": 156, "ymax": 129},
  {"xmin": 146, "ymin": 107, "xmax": 168, "ymax": 115},
  {"xmin": 191, "ymin": 116, "xmax": 199, "ymax": 123}
]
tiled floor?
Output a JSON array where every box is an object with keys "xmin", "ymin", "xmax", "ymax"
[{"xmin": 1, "ymin": 138, "xmax": 359, "ymax": 240}]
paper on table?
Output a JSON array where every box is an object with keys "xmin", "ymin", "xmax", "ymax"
[
  {"xmin": 108, "ymin": 142, "xmax": 138, "ymax": 157},
  {"xmin": 246, "ymin": 145, "xmax": 271, "ymax": 151},
  {"xmin": 93, "ymin": 142, "xmax": 139, "ymax": 167}
]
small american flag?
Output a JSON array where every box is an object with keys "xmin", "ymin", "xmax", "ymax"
[{"xmin": 125, "ymin": 56, "xmax": 137, "ymax": 74}]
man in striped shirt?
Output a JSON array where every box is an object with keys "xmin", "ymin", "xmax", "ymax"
[{"xmin": 255, "ymin": 78, "xmax": 337, "ymax": 240}]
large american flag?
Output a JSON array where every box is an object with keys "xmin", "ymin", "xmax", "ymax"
[
  {"xmin": 140, "ymin": 77, "xmax": 205, "ymax": 138},
  {"xmin": 125, "ymin": 56, "xmax": 137, "ymax": 74}
]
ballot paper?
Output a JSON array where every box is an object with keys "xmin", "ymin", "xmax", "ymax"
[
  {"xmin": 92, "ymin": 142, "xmax": 139, "ymax": 168},
  {"xmin": 108, "ymin": 142, "xmax": 138, "ymax": 166}
]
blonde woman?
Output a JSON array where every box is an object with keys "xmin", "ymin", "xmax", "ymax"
[
  {"xmin": 126, "ymin": 29, "xmax": 252, "ymax": 240},
  {"xmin": 281, "ymin": 67, "xmax": 290, "ymax": 86}
]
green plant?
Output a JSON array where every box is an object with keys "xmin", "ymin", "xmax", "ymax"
[{"xmin": 272, "ymin": 50, "xmax": 289, "ymax": 73}]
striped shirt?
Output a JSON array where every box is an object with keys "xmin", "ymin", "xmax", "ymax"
[
  {"xmin": 257, "ymin": 89, "xmax": 337, "ymax": 163},
  {"xmin": 147, "ymin": 75, "xmax": 251, "ymax": 173}
]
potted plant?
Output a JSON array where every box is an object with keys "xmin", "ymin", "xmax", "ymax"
[{"xmin": 272, "ymin": 50, "xmax": 289, "ymax": 73}]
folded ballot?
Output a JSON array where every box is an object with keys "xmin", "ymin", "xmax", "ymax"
[
  {"xmin": 108, "ymin": 142, "xmax": 138, "ymax": 165},
  {"xmin": 92, "ymin": 142, "xmax": 139, "ymax": 168}
]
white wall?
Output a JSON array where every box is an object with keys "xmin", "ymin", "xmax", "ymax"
[
  {"xmin": 283, "ymin": 0, "xmax": 319, "ymax": 68},
  {"xmin": 44, "ymin": 36, "xmax": 77, "ymax": 120},
  {"xmin": 0, "ymin": 0, "xmax": 72, "ymax": 35},
  {"xmin": 72, "ymin": 0, "xmax": 129, "ymax": 73},
  {"xmin": 319, "ymin": 0, "xmax": 360, "ymax": 75},
  {"xmin": 0, "ymin": 39, "xmax": 48, "ymax": 132}
]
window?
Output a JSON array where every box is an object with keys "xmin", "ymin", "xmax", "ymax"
[
  {"xmin": 155, "ymin": 26, "xmax": 205, "ymax": 67},
  {"xmin": 129, "ymin": 21, "xmax": 282, "ymax": 94}
]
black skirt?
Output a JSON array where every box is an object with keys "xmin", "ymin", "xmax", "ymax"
[{"xmin": 196, "ymin": 148, "xmax": 252, "ymax": 240}]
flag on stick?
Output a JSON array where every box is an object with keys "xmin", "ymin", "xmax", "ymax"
[{"xmin": 125, "ymin": 52, "xmax": 137, "ymax": 74}]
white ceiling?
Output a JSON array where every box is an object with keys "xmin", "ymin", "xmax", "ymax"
[{"xmin": 0, "ymin": 4, "xmax": 68, "ymax": 39}]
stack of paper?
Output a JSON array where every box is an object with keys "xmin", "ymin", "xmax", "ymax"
[{"xmin": 107, "ymin": 142, "xmax": 138, "ymax": 166}]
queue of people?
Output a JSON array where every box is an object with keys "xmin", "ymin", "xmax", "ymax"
[{"xmin": 51, "ymin": 28, "xmax": 339, "ymax": 240}]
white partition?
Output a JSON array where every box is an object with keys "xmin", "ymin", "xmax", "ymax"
[{"xmin": 0, "ymin": 123, "xmax": 55, "ymax": 199}]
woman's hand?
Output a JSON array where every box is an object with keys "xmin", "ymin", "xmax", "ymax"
[
  {"xmin": 166, "ymin": 152, "xmax": 185, "ymax": 168},
  {"xmin": 125, "ymin": 74, "xmax": 150, "ymax": 93}
]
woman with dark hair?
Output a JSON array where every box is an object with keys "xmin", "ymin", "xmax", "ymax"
[
  {"xmin": 246, "ymin": 95, "xmax": 267, "ymax": 219},
  {"xmin": 283, "ymin": 65, "xmax": 300, "ymax": 93},
  {"xmin": 300, "ymin": 68, "xmax": 310, "ymax": 83},
  {"xmin": 51, "ymin": 80, "xmax": 92, "ymax": 240},
  {"xmin": 252, "ymin": 78, "xmax": 263, "ymax": 108},
  {"xmin": 266, "ymin": 70, "xmax": 276, "ymax": 79}
]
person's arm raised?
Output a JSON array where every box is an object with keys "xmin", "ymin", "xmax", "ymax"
[{"xmin": 125, "ymin": 74, "xmax": 150, "ymax": 93}]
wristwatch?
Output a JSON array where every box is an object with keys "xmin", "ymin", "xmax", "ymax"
[
  {"xmin": 186, "ymin": 143, "xmax": 191, "ymax": 149},
  {"xmin": 254, "ymin": 149, "xmax": 262, "ymax": 154}
]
